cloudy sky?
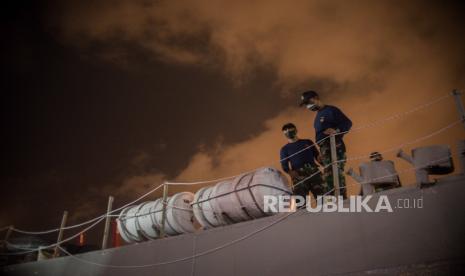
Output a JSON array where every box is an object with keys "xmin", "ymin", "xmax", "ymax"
[{"xmin": 1, "ymin": 0, "xmax": 465, "ymax": 244}]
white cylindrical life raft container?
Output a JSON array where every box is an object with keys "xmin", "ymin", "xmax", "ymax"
[
  {"xmin": 153, "ymin": 192, "xmax": 196, "ymax": 236},
  {"xmin": 117, "ymin": 192, "xmax": 196, "ymax": 243},
  {"xmin": 193, "ymin": 185, "xmax": 230, "ymax": 228},
  {"xmin": 193, "ymin": 167, "xmax": 291, "ymax": 229}
]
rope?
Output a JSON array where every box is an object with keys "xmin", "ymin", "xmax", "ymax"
[
  {"xmin": 149, "ymin": 125, "xmax": 460, "ymax": 216},
  {"xmin": 5, "ymin": 116, "xmax": 459, "ymax": 241},
  {"xmin": 340, "ymin": 154, "xmax": 454, "ymax": 191},
  {"xmin": 56, "ymin": 210, "xmax": 291, "ymax": 269},
  {"xmin": 4, "ymin": 142, "xmax": 454, "ymax": 256},
  {"xmin": 49, "ymin": 152, "xmax": 454, "ymax": 268},
  {"xmin": 0, "ymin": 226, "xmax": 12, "ymax": 232},
  {"xmin": 344, "ymin": 119, "xmax": 461, "ymax": 163},
  {"xmin": 3, "ymin": 217, "xmax": 105, "ymax": 254},
  {"xmin": 0, "ymin": 91, "xmax": 455, "ymax": 238},
  {"xmin": 10, "ymin": 216, "xmax": 104, "ymax": 235},
  {"xmin": 350, "ymin": 93, "xmax": 452, "ymax": 132},
  {"xmin": 54, "ymin": 189, "xmax": 333, "ymax": 268},
  {"xmin": 165, "ymin": 92, "xmax": 452, "ymax": 186},
  {"xmin": 8, "ymin": 183, "xmax": 165, "ymax": 235},
  {"xmin": 2, "ymin": 150, "xmax": 454, "ymax": 260}
]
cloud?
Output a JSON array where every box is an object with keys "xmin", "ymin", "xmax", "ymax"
[
  {"xmin": 55, "ymin": 0, "xmax": 465, "ymax": 88},
  {"xmin": 114, "ymin": 173, "xmax": 166, "ymax": 198},
  {"xmin": 52, "ymin": 0, "xmax": 465, "ymax": 218},
  {"xmin": 174, "ymin": 108, "xmax": 306, "ymax": 187},
  {"xmin": 67, "ymin": 171, "xmax": 167, "ymax": 223}
]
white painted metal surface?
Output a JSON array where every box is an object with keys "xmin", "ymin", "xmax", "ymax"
[
  {"xmin": 358, "ymin": 160, "xmax": 399, "ymax": 194},
  {"xmin": 412, "ymin": 145, "xmax": 454, "ymax": 174}
]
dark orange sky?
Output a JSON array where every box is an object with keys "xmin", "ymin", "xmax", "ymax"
[{"xmin": 1, "ymin": 0, "xmax": 464, "ymax": 243}]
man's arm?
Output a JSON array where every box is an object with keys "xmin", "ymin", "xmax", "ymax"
[
  {"xmin": 334, "ymin": 106, "xmax": 352, "ymax": 133},
  {"xmin": 323, "ymin": 107, "xmax": 352, "ymax": 135}
]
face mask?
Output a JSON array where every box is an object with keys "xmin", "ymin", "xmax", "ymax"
[
  {"xmin": 285, "ymin": 129, "xmax": 297, "ymax": 139},
  {"xmin": 306, "ymin": 103, "xmax": 319, "ymax": 111}
]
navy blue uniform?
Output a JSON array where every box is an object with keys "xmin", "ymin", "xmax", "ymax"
[
  {"xmin": 314, "ymin": 105, "xmax": 352, "ymax": 144},
  {"xmin": 280, "ymin": 139, "xmax": 324, "ymax": 198},
  {"xmin": 280, "ymin": 139, "xmax": 319, "ymax": 172}
]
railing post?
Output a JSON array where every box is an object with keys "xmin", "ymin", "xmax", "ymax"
[
  {"xmin": 2, "ymin": 226, "xmax": 13, "ymax": 249},
  {"xmin": 53, "ymin": 211, "xmax": 68, "ymax": 258},
  {"xmin": 160, "ymin": 183, "xmax": 169, "ymax": 238},
  {"xmin": 452, "ymin": 89, "xmax": 465, "ymax": 130},
  {"xmin": 4, "ymin": 226, "xmax": 13, "ymax": 242},
  {"xmin": 330, "ymin": 134, "xmax": 341, "ymax": 199},
  {"xmin": 452, "ymin": 90, "xmax": 465, "ymax": 174},
  {"xmin": 102, "ymin": 196, "xmax": 114, "ymax": 249}
]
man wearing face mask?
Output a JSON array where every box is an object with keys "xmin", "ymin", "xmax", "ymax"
[
  {"xmin": 299, "ymin": 90, "xmax": 352, "ymax": 198},
  {"xmin": 280, "ymin": 123, "xmax": 325, "ymax": 201}
]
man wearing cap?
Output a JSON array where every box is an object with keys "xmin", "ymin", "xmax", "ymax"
[
  {"xmin": 368, "ymin": 151, "xmax": 401, "ymax": 192},
  {"xmin": 299, "ymin": 90, "xmax": 352, "ymax": 198},
  {"xmin": 280, "ymin": 123, "xmax": 325, "ymax": 202}
]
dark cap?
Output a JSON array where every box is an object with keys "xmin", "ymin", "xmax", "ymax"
[
  {"xmin": 299, "ymin": 90, "xmax": 319, "ymax": 106},
  {"xmin": 282, "ymin": 123, "xmax": 297, "ymax": 131}
]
